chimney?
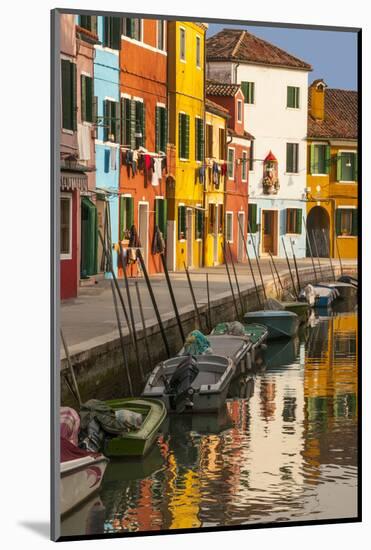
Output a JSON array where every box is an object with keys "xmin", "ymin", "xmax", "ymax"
[{"xmin": 309, "ymin": 79, "xmax": 327, "ymax": 120}]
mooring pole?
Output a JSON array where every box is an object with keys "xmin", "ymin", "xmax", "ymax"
[
  {"xmin": 183, "ymin": 262, "xmax": 203, "ymax": 329},
  {"xmin": 206, "ymin": 273, "xmax": 212, "ymax": 331},
  {"xmin": 248, "ymin": 222, "xmax": 268, "ymax": 302},
  {"xmin": 335, "ymin": 236, "xmax": 344, "ymax": 277},
  {"xmin": 137, "ymin": 248, "xmax": 170, "ymax": 358},
  {"xmin": 303, "ymin": 216, "xmax": 319, "ymax": 284},
  {"xmin": 221, "ymin": 242, "xmax": 240, "ymax": 319},
  {"xmin": 110, "ymin": 280, "xmax": 134, "ymax": 396},
  {"xmin": 134, "ymin": 281, "xmax": 152, "ymax": 373},
  {"xmin": 311, "ymin": 230, "xmax": 324, "ymax": 280},
  {"xmin": 268, "ymin": 251, "xmax": 284, "ymax": 294},
  {"xmin": 238, "ymin": 215, "xmax": 262, "ymax": 307},
  {"xmin": 322, "ymin": 229, "xmax": 336, "ymax": 281},
  {"xmin": 160, "ymin": 251, "xmax": 185, "ymax": 343},
  {"xmin": 227, "ymin": 240, "xmax": 244, "ymax": 317},
  {"xmin": 269, "ymin": 259, "xmax": 279, "ymax": 297},
  {"xmin": 281, "ymin": 237, "xmax": 299, "ymax": 299},
  {"xmin": 289, "ymin": 236, "xmax": 302, "ymax": 296},
  {"xmin": 60, "ymin": 329, "xmax": 82, "ymax": 407}
]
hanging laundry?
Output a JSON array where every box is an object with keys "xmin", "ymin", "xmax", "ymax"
[
  {"xmin": 104, "ymin": 149, "xmax": 110, "ymax": 173},
  {"xmin": 110, "ymin": 148, "xmax": 117, "ymax": 170},
  {"xmin": 212, "ymin": 162, "xmax": 220, "ymax": 186},
  {"xmin": 198, "ymin": 165, "xmax": 206, "ymax": 184},
  {"xmin": 77, "ymin": 124, "xmax": 91, "ymax": 161},
  {"xmin": 151, "ymin": 157, "xmax": 162, "ymax": 186},
  {"xmin": 161, "ymin": 156, "xmax": 167, "ymax": 173},
  {"xmin": 221, "ymin": 162, "xmax": 227, "ymax": 176},
  {"xmin": 151, "ymin": 225, "xmax": 166, "ymax": 255},
  {"xmin": 144, "ymin": 154, "xmax": 152, "ymax": 171}
]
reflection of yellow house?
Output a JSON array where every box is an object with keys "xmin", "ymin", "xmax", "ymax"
[
  {"xmin": 167, "ymin": 21, "xmax": 207, "ymax": 271},
  {"xmin": 204, "ymin": 99, "xmax": 228, "ymax": 266},
  {"xmin": 307, "ymin": 80, "xmax": 358, "ymax": 259},
  {"xmin": 167, "ymin": 453, "xmax": 201, "ymax": 529}
]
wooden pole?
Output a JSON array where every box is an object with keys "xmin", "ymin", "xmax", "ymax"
[
  {"xmin": 183, "ymin": 262, "xmax": 203, "ymax": 329},
  {"xmin": 237, "ymin": 214, "xmax": 262, "ymax": 307},
  {"xmin": 281, "ymin": 237, "xmax": 299, "ymax": 299},
  {"xmin": 322, "ymin": 228, "xmax": 336, "ymax": 281},
  {"xmin": 160, "ymin": 251, "xmax": 185, "ymax": 343},
  {"xmin": 335, "ymin": 236, "xmax": 344, "ymax": 276},
  {"xmin": 110, "ymin": 280, "xmax": 133, "ymax": 396},
  {"xmin": 60, "ymin": 329, "xmax": 82, "ymax": 407},
  {"xmin": 248, "ymin": 222, "xmax": 268, "ymax": 302},
  {"xmin": 221, "ymin": 242, "xmax": 240, "ymax": 319},
  {"xmin": 303, "ymin": 216, "xmax": 319, "ymax": 284},
  {"xmin": 289, "ymin": 236, "xmax": 302, "ymax": 296},
  {"xmin": 134, "ymin": 281, "xmax": 152, "ymax": 373},
  {"xmin": 311, "ymin": 230, "xmax": 324, "ymax": 280},
  {"xmin": 227, "ymin": 240, "xmax": 244, "ymax": 317},
  {"xmin": 268, "ymin": 251, "xmax": 284, "ymax": 293},
  {"xmin": 136, "ymin": 247, "xmax": 170, "ymax": 358},
  {"xmin": 206, "ymin": 273, "xmax": 211, "ymax": 330},
  {"xmin": 119, "ymin": 243, "xmax": 144, "ymax": 382},
  {"xmin": 269, "ymin": 259, "xmax": 279, "ymax": 297}
]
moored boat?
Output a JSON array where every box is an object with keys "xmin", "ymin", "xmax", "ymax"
[
  {"xmin": 265, "ymin": 298, "xmax": 310, "ymax": 323},
  {"xmin": 317, "ymin": 281, "xmax": 357, "ymax": 300},
  {"xmin": 243, "ymin": 310, "xmax": 300, "ymax": 340},
  {"xmin": 338, "ymin": 274, "xmax": 357, "ymax": 288},
  {"xmin": 299, "ymin": 284, "xmax": 339, "ymax": 308},
  {"xmin": 211, "ymin": 322, "xmax": 268, "ymax": 365}
]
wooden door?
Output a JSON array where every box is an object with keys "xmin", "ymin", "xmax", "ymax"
[
  {"xmin": 262, "ymin": 210, "xmax": 277, "ymax": 254},
  {"xmin": 138, "ymin": 203, "xmax": 149, "ymax": 266}
]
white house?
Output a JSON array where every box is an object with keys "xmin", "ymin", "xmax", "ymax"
[{"xmin": 206, "ymin": 29, "xmax": 312, "ymax": 258}]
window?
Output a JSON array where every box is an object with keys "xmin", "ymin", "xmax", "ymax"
[
  {"xmin": 225, "ymin": 212, "xmax": 233, "ymax": 242},
  {"xmin": 208, "ymin": 203, "xmax": 216, "ymax": 234},
  {"xmin": 310, "ymin": 143, "xmax": 330, "ymax": 174},
  {"xmin": 337, "ymin": 152, "xmax": 357, "ymax": 182},
  {"xmin": 61, "ymin": 59, "xmax": 77, "ymax": 131},
  {"xmin": 287, "ymin": 86, "xmax": 300, "ymax": 108},
  {"xmin": 81, "ymin": 75, "xmax": 93, "ymax": 122},
  {"xmin": 103, "ymin": 100, "xmax": 120, "ymax": 143},
  {"xmin": 134, "ymin": 100, "xmax": 146, "ymax": 148},
  {"xmin": 219, "ymin": 128, "xmax": 225, "ymax": 160},
  {"xmin": 248, "ymin": 204, "xmax": 257, "ymax": 233},
  {"xmin": 196, "ymin": 36, "xmax": 201, "ymax": 68},
  {"xmin": 119, "ymin": 196, "xmax": 134, "ymax": 239},
  {"xmin": 286, "ymin": 208, "xmax": 302, "ymax": 234},
  {"xmin": 79, "ymin": 15, "xmax": 97, "ymax": 34},
  {"xmin": 155, "ymin": 198, "xmax": 168, "ymax": 238},
  {"xmin": 218, "ymin": 204, "xmax": 224, "ymax": 233},
  {"xmin": 155, "ymin": 106, "xmax": 167, "ymax": 153},
  {"xmin": 195, "ymin": 117, "xmax": 204, "ymax": 162},
  {"xmin": 336, "ymin": 208, "xmax": 357, "ymax": 236},
  {"xmin": 286, "ymin": 143, "xmax": 299, "ymax": 173},
  {"xmin": 103, "ymin": 16, "xmax": 121, "ymax": 49},
  {"xmin": 241, "ymin": 81, "xmax": 255, "ymax": 104},
  {"xmin": 237, "ymin": 100, "xmax": 243, "ymax": 122},
  {"xmin": 120, "ymin": 97, "xmax": 131, "ymax": 146},
  {"xmin": 61, "ymin": 195, "xmax": 72, "ymax": 258},
  {"xmin": 178, "ymin": 113, "xmax": 190, "ymax": 159},
  {"xmin": 180, "ymin": 28, "xmax": 186, "ymax": 61},
  {"xmin": 157, "ymin": 20, "xmax": 165, "ymax": 50},
  {"xmin": 249, "ymin": 140, "xmax": 254, "ymax": 171},
  {"xmin": 242, "ymin": 150, "xmax": 248, "ymax": 181},
  {"xmin": 178, "ymin": 205, "xmax": 187, "ymax": 239},
  {"xmin": 123, "ymin": 18, "xmax": 142, "ymax": 41},
  {"xmin": 228, "ymin": 148, "xmax": 235, "ymax": 178},
  {"xmin": 206, "ymin": 124, "xmax": 213, "ymax": 158},
  {"xmin": 195, "ymin": 208, "xmax": 204, "ymax": 240}
]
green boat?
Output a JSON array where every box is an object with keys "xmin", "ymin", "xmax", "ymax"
[
  {"xmin": 211, "ymin": 322, "xmax": 268, "ymax": 348},
  {"xmin": 265, "ymin": 298, "xmax": 310, "ymax": 322},
  {"xmin": 103, "ymin": 398, "xmax": 167, "ymax": 458}
]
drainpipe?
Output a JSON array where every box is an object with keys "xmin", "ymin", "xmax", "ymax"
[{"xmin": 234, "ymin": 63, "xmax": 240, "ymax": 84}]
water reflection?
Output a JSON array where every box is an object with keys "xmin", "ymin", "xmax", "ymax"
[{"xmin": 62, "ymin": 304, "xmax": 358, "ymax": 535}]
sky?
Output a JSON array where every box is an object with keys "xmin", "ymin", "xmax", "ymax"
[{"xmin": 207, "ymin": 24, "xmax": 358, "ymax": 90}]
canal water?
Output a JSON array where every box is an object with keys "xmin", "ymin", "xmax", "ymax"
[{"xmin": 61, "ymin": 302, "xmax": 358, "ymax": 536}]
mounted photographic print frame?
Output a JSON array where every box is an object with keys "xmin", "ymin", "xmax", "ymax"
[{"xmin": 51, "ymin": 8, "xmax": 361, "ymax": 542}]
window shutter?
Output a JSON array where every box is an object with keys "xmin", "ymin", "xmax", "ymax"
[
  {"xmin": 104, "ymin": 17, "xmax": 109, "ymax": 47},
  {"xmin": 114, "ymin": 101, "xmax": 120, "ymax": 143},
  {"xmin": 199, "ymin": 119, "xmax": 204, "ymax": 161},
  {"xmin": 335, "ymin": 209, "xmax": 342, "ymax": 236},
  {"xmin": 287, "ymin": 86, "xmax": 293, "ymax": 107},
  {"xmin": 178, "ymin": 206, "xmax": 186, "ymax": 239},
  {"xmin": 249, "ymin": 204, "xmax": 257, "ymax": 233},
  {"xmin": 336, "ymin": 152, "xmax": 342, "ymax": 181},
  {"xmin": 141, "ymin": 101, "xmax": 146, "ymax": 147},
  {"xmin": 156, "ymin": 199, "xmax": 167, "ymax": 238},
  {"xmin": 351, "ymin": 209, "xmax": 358, "ymax": 236},
  {"xmin": 185, "ymin": 115, "xmax": 190, "ymax": 159},
  {"xmin": 241, "ymin": 82, "xmax": 248, "ymax": 103},
  {"xmin": 128, "ymin": 197, "xmax": 134, "ymax": 228},
  {"xmin": 120, "ymin": 97, "xmax": 125, "ymax": 145},
  {"xmin": 285, "ymin": 209, "xmax": 290, "ymax": 233},
  {"xmin": 286, "ymin": 143, "xmax": 292, "ymax": 173},
  {"xmin": 103, "ymin": 100, "xmax": 109, "ymax": 142},
  {"xmin": 71, "ymin": 62, "xmax": 77, "ymax": 131},
  {"xmin": 162, "ymin": 108, "xmax": 168, "ymax": 152},
  {"xmin": 155, "ymin": 106, "xmax": 160, "ymax": 152},
  {"xmin": 354, "ymin": 153, "xmax": 358, "ymax": 181},
  {"xmin": 130, "ymin": 99, "xmax": 136, "ymax": 149},
  {"xmin": 178, "ymin": 113, "xmax": 183, "ymax": 158},
  {"xmin": 296, "ymin": 209, "xmax": 302, "ymax": 234},
  {"xmin": 61, "ymin": 59, "xmax": 71, "ymax": 130},
  {"xmin": 86, "ymin": 77, "xmax": 93, "ymax": 122},
  {"xmin": 92, "ymin": 95, "xmax": 98, "ymax": 124},
  {"xmin": 111, "ymin": 17, "xmax": 121, "ymax": 50},
  {"xmin": 325, "ymin": 145, "xmax": 331, "ymax": 174},
  {"xmin": 91, "ymin": 16, "xmax": 97, "ymax": 34},
  {"xmin": 119, "ymin": 196, "xmax": 125, "ymax": 240},
  {"xmin": 81, "ymin": 75, "xmax": 87, "ymax": 121},
  {"xmin": 310, "ymin": 143, "xmax": 316, "ymax": 174}
]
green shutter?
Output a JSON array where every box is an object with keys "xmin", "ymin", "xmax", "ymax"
[
  {"xmin": 119, "ymin": 196, "xmax": 125, "ymax": 239},
  {"xmin": 111, "ymin": 17, "xmax": 121, "ymax": 50},
  {"xmin": 185, "ymin": 115, "xmax": 190, "ymax": 159},
  {"xmin": 91, "ymin": 16, "xmax": 97, "ymax": 34},
  {"xmin": 155, "ymin": 106, "xmax": 160, "ymax": 152},
  {"xmin": 325, "ymin": 145, "xmax": 331, "ymax": 174},
  {"xmin": 287, "ymin": 86, "xmax": 293, "ymax": 107},
  {"xmin": 130, "ymin": 18, "xmax": 135, "ymax": 38},
  {"xmin": 335, "ymin": 209, "xmax": 342, "ymax": 236},
  {"xmin": 127, "ymin": 197, "xmax": 134, "ymax": 228},
  {"xmin": 249, "ymin": 204, "xmax": 257, "ymax": 233},
  {"xmin": 241, "ymin": 81, "xmax": 248, "ymax": 103},
  {"xmin": 103, "ymin": 100, "xmax": 109, "ymax": 141},
  {"xmin": 61, "ymin": 60, "xmax": 71, "ymax": 130},
  {"xmin": 103, "ymin": 17, "xmax": 109, "ymax": 47},
  {"xmin": 81, "ymin": 75, "xmax": 86, "ymax": 121},
  {"xmin": 336, "ymin": 153, "xmax": 342, "ymax": 181},
  {"xmin": 114, "ymin": 101, "xmax": 120, "ymax": 143},
  {"xmin": 86, "ymin": 77, "xmax": 93, "ymax": 122},
  {"xmin": 352, "ymin": 209, "xmax": 358, "ymax": 236},
  {"xmin": 296, "ymin": 209, "xmax": 302, "ymax": 234},
  {"xmin": 92, "ymin": 95, "xmax": 98, "ymax": 124},
  {"xmin": 285, "ymin": 209, "xmax": 290, "ymax": 233},
  {"xmin": 156, "ymin": 199, "xmax": 167, "ymax": 238},
  {"xmin": 130, "ymin": 99, "xmax": 136, "ymax": 149},
  {"xmin": 354, "ymin": 153, "xmax": 358, "ymax": 181},
  {"xmin": 120, "ymin": 98, "xmax": 125, "ymax": 145},
  {"xmin": 178, "ymin": 206, "xmax": 186, "ymax": 239},
  {"xmin": 310, "ymin": 143, "xmax": 316, "ymax": 174},
  {"xmin": 71, "ymin": 62, "xmax": 77, "ymax": 131},
  {"xmin": 141, "ymin": 101, "xmax": 146, "ymax": 147},
  {"xmin": 178, "ymin": 113, "xmax": 183, "ymax": 158}
]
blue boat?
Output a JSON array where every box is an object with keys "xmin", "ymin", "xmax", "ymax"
[{"xmin": 243, "ymin": 310, "xmax": 300, "ymax": 340}]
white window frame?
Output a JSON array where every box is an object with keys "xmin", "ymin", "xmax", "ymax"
[
  {"xmin": 179, "ymin": 27, "xmax": 186, "ymax": 63},
  {"xmin": 244, "ymin": 81, "xmax": 255, "ymax": 105},
  {"xmin": 225, "ymin": 211, "xmax": 234, "ymax": 243},
  {"xmin": 338, "ymin": 150, "xmax": 357, "ymax": 184},
  {"xmin": 60, "ymin": 193, "xmax": 73, "ymax": 260},
  {"xmin": 196, "ymin": 35, "xmax": 201, "ymax": 69},
  {"xmin": 228, "ymin": 147, "xmax": 235, "ymax": 180},
  {"xmin": 241, "ymin": 150, "xmax": 248, "ymax": 182},
  {"xmin": 237, "ymin": 99, "xmax": 243, "ymax": 123},
  {"xmin": 156, "ymin": 19, "xmax": 166, "ymax": 51},
  {"xmin": 287, "ymin": 85, "xmax": 300, "ymax": 109},
  {"xmin": 311, "ymin": 142, "xmax": 328, "ymax": 177}
]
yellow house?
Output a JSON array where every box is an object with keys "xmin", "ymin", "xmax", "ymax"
[
  {"xmin": 204, "ymin": 99, "xmax": 228, "ymax": 266},
  {"xmin": 306, "ymin": 79, "xmax": 358, "ymax": 260},
  {"xmin": 167, "ymin": 21, "xmax": 207, "ymax": 271}
]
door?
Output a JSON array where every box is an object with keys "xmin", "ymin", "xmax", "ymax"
[
  {"xmin": 80, "ymin": 197, "xmax": 98, "ymax": 278},
  {"xmin": 262, "ymin": 210, "xmax": 278, "ymax": 255},
  {"xmin": 186, "ymin": 208, "xmax": 193, "ymax": 267},
  {"xmin": 306, "ymin": 206, "xmax": 330, "ymax": 257},
  {"xmin": 237, "ymin": 212, "xmax": 245, "ymax": 262},
  {"xmin": 138, "ymin": 203, "xmax": 149, "ymax": 266},
  {"xmin": 213, "ymin": 206, "xmax": 219, "ymax": 265}
]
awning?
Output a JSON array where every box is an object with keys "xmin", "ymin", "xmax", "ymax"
[{"xmin": 60, "ymin": 171, "xmax": 88, "ymax": 191}]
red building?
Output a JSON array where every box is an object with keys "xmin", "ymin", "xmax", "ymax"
[
  {"xmin": 119, "ymin": 18, "xmax": 168, "ymax": 275},
  {"xmin": 206, "ymin": 81, "xmax": 253, "ymax": 262}
]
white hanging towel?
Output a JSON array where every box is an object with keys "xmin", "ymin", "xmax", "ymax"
[
  {"xmin": 151, "ymin": 157, "xmax": 162, "ymax": 186},
  {"xmin": 77, "ymin": 124, "xmax": 91, "ymax": 161},
  {"xmin": 110, "ymin": 147, "xmax": 117, "ymax": 170}
]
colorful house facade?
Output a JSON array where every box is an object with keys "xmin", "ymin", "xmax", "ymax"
[
  {"xmin": 306, "ymin": 80, "xmax": 358, "ymax": 259},
  {"xmin": 206, "ymin": 29, "xmax": 312, "ymax": 259},
  {"xmin": 203, "ymin": 98, "xmax": 228, "ymax": 266},
  {"xmin": 167, "ymin": 21, "xmax": 208, "ymax": 271},
  {"xmin": 119, "ymin": 17, "xmax": 168, "ymax": 275},
  {"xmin": 206, "ymin": 81, "xmax": 252, "ymax": 263}
]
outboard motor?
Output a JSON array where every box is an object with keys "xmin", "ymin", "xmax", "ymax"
[{"xmin": 166, "ymin": 355, "xmax": 199, "ymax": 413}]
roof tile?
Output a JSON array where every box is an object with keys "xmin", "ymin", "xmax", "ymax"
[{"xmin": 308, "ymin": 88, "xmax": 358, "ymax": 139}]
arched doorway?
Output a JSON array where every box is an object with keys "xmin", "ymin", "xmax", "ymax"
[{"xmin": 307, "ymin": 206, "xmax": 330, "ymax": 257}]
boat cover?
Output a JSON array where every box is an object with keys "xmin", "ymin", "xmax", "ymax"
[
  {"xmin": 60, "ymin": 407, "xmax": 80, "ymax": 446},
  {"xmin": 212, "ymin": 321, "xmax": 247, "ymax": 336},
  {"xmin": 182, "ymin": 330, "xmax": 213, "ymax": 355}
]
